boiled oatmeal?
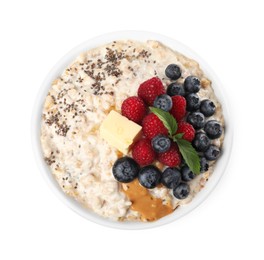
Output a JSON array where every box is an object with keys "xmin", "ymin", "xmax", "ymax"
[{"xmin": 41, "ymin": 40, "xmax": 224, "ymax": 221}]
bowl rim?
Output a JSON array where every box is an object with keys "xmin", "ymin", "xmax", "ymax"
[{"xmin": 31, "ymin": 30, "xmax": 233, "ymax": 230}]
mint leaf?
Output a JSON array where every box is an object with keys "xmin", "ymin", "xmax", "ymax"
[
  {"xmin": 173, "ymin": 133, "xmax": 184, "ymax": 140},
  {"xmin": 149, "ymin": 107, "xmax": 177, "ymax": 137},
  {"xmin": 175, "ymin": 139, "xmax": 200, "ymax": 174},
  {"xmin": 149, "ymin": 107, "xmax": 200, "ymax": 174}
]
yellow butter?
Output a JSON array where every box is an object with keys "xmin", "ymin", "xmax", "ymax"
[{"xmin": 100, "ymin": 110, "xmax": 142, "ymax": 154}]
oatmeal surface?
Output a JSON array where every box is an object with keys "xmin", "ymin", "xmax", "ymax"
[{"xmin": 41, "ymin": 40, "xmax": 224, "ymax": 221}]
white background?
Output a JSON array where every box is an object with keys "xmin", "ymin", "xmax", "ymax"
[{"xmin": 0, "ymin": 0, "xmax": 263, "ymax": 259}]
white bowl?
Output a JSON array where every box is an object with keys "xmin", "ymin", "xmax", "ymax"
[{"xmin": 32, "ymin": 31, "xmax": 233, "ymax": 229}]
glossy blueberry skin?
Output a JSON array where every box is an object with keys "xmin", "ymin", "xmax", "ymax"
[
  {"xmin": 153, "ymin": 94, "xmax": 173, "ymax": 112},
  {"xmin": 112, "ymin": 157, "xmax": 140, "ymax": 183},
  {"xmin": 200, "ymin": 157, "xmax": 209, "ymax": 172},
  {"xmin": 151, "ymin": 134, "xmax": 171, "ymax": 153},
  {"xmin": 173, "ymin": 182, "xmax": 190, "ymax": 199},
  {"xmin": 181, "ymin": 165, "xmax": 195, "ymax": 182},
  {"xmin": 184, "ymin": 76, "xmax": 201, "ymax": 93},
  {"xmin": 186, "ymin": 93, "xmax": 200, "ymax": 112},
  {"xmin": 192, "ymin": 132, "xmax": 210, "ymax": 152},
  {"xmin": 200, "ymin": 99, "xmax": 216, "ymax": 117},
  {"xmin": 204, "ymin": 120, "xmax": 222, "ymax": 139},
  {"xmin": 187, "ymin": 112, "xmax": 205, "ymax": 130},
  {"xmin": 165, "ymin": 64, "xmax": 181, "ymax": 80},
  {"xmin": 161, "ymin": 167, "xmax": 181, "ymax": 189},
  {"xmin": 204, "ymin": 145, "xmax": 221, "ymax": 161},
  {"xmin": 166, "ymin": 83, "xmax": 185, "ymax": 97},
  {"xmin": 138, "ymin": 165, "xmax": 162, "ymax": 189}
]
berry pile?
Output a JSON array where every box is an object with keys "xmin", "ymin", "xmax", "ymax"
[
  {"xmin": 164, "ymin": 65, "xmax": 222, "ymax": 163},
  {"xmin": 112, "ymin": 64, "xmax": 223, "ymax": 200}
]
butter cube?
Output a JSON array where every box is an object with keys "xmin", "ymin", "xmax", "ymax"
[{"xmin": 100, "ymin": 110, "xmax": 142, "ymax": 154}]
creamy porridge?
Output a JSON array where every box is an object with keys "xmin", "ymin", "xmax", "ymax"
[{"xmin": 41, "ymin": 40, "xmax": 224, "ymax": 221}]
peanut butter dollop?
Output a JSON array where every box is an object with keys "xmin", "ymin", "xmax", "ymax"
[{"xmin": 122, "ymin": 179, "xmax": 173, "ymax": 221}]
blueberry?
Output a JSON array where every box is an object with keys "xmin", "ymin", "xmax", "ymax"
[
  {"xmin": 166, "ymin": 83, "xmax": 185, "ymax": 97},
  {"xmin": 173, "ymin": 183, "xmax": 190, "ymax": 199},
  {"xmin": 153, "ymin": 94, "xmax": 173, "ymax": 112},
  {"xmin": 181, "ymin": 165, "xmax": 195, "ymax": 182},
  {"xmin": 187, "ymin": 112, "xmax": 205, "ymax": 129},
  {"xmin": 200, "ymin": 99, "xmax": 216, "ymax": 117},
  {"xmin": 204, "ymin": 120, "xmax": 222, "ymax": 139},
  {"xmin": 112, "ymin": 157, "xmax": 140, "ymax": 183},
  {"xmin": 161, "ymin": 167, "xmax": 181, "ymax": 189},
  {"xmin": 184, "ymin": 76, "xmax": 201, "ymax": 93},
  {"xmin": 204, "ymin": 145, "xmax": 220, "ymax": 161},
  {"xmin": 200, "ymin": 157, "xmax": 209, "ymax": 172},
  {"xmin": 165, "ymin": 64, "xmax": 181, "ymax": 80},
  {"xmin": 151, "ymin": 134, "xmax": 171, "ymax": 153},
  {"xmin": 192, "ymin": 132, "xmax": 210, "ymax": 152},
  {"xmin": 138, "ymin": 165, "xmax": 162, "ymax": 189},
  {"xmin": 186, "ymin": 93, "xmax": 200, "ymax": 111}
]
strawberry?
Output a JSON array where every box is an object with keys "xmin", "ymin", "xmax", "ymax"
[
  {"xmin": 170, "ymin": 95, "xmax": 186, "ymax": 121},
  {"xmin": 138, "ymin": 77, "xmax": 165, "ymax": 106},
  {"xmin": 132, "ymin": 138, "xmax": 156, "ymax": 166},
  {"xmin": 121, "ymin": 96, "xmax": 147, "ymax": 123},
  {"xmin": 176, "ymin": 122, "xmax": 195, "ymax": 142},
  {"xmin": 142, "ymin": 113, "xmax": 168, "ymax": 140},
  {"xmin": 157, "ymin": 143, "xmax": 182, "ymax": 167}
]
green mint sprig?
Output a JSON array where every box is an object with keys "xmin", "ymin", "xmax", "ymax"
[
  {"xmin": 149, "ymin": 107, "xmax": 177, "ymax": 136},
  {"xmin": 149, "ymin": 107, "xmax": 200, "ymax": 174}
]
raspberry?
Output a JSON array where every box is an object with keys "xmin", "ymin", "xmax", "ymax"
[
  {"xmin": 138, "ymin": 77, "xmax": 165, "ymax": 106},
  {"xmin": 132, "ymin": 138, "xmax": 156, "ymax": 166},
  {"xmin": 157, "ymin": 143, "xmax": 182, "ymax": 167},
  {"xmin": 170, "ymin": 95, "xmax": 186, "ymax": 121},
  {"xmin": 142, "ymin": 113, "xmax": 168, "ymax": 140},
  {"xmin": 177, "ymin": 122, "xmax": 195, "ymax": 142},
  {"xmin": 121, "ymin": 96, "xmax": 147, "ymax": 123}
]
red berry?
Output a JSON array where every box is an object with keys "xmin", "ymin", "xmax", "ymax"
[
  {"xmin": 158, "ymin": 143, "xmax": 182, "ymax": 167},
  {"xmin": 142, "ymin": 113, "xmax": 168, "ymax": 140},
  {"xmin": 138, "ymin": 77, "xmax": 165, "ymax": 106},
  {"xmin": 177, "ymin": 122, "xmax": 195, "ymax": 142},
  {"xmin": 132, "ymin": 138, "xmax": 156, "ymax": 166},
  {"xmin": 170, "ymin": 95, "xmax": 186, "ymax": 121},
  {"xmin": 121, "ymin": 96, "xmax": 147, "ymax": 123}
]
